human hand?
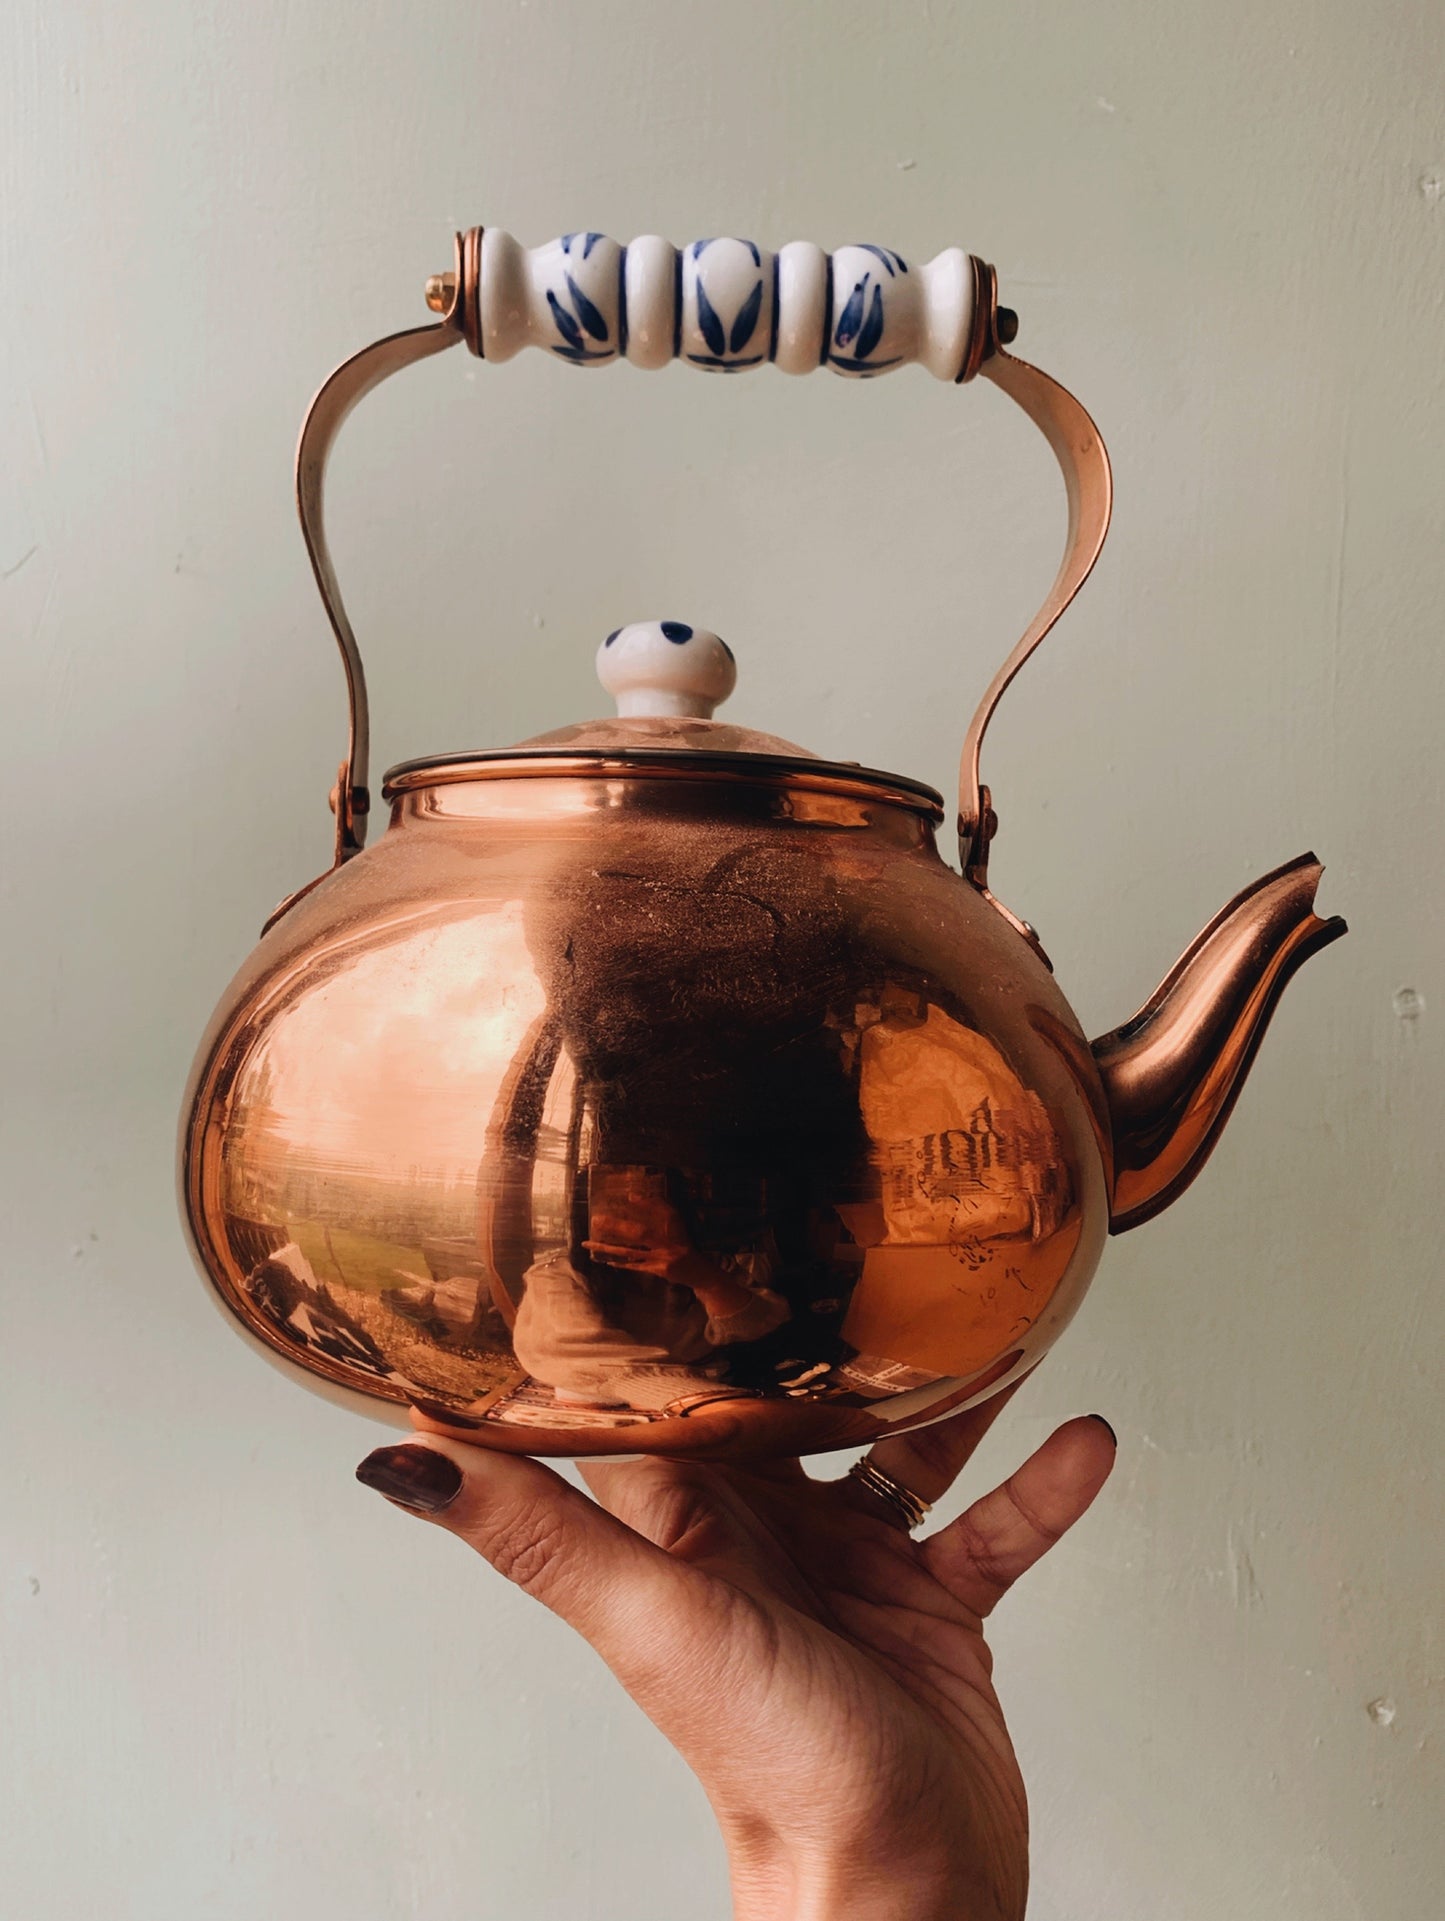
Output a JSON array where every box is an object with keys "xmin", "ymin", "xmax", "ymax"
[
  {"xmin": 583, "ymin": 1189, "xmax": 694, "ymax": 1279},
  {"xmin": 583, "ymin": 1193, "xmax": 775, "ymax": 1335},
  {"xmin": 355, "ymin": 1393, "xmax": 1115, "ymax": 1920}
]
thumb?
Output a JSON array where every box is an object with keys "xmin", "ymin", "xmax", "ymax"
[{"xmin": 354, "ymin": 1438, "xmax": 705, "ymax": 1682}]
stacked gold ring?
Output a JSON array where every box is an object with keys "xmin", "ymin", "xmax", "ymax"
[{"xmin": 848, "ymin": 1456, "xmax": 933, "ymax": 1531}]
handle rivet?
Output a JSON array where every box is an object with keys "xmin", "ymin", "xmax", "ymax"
[
  {"xmin": 425, "ymin": 273, "xmax": 457, "ymax": 314},
  {"xmin": 997, "ymin": 307, "xmax": 1019, "ymax": 346}
]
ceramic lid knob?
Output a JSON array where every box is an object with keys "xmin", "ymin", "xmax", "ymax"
[{"xmin": 596, "ymin": 621, "xmax": 737, "ymax": 718}]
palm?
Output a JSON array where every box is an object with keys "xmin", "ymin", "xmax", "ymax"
[
  {"xmin": 394, "ymin": 1394, "xmax": 1115, "ymax": 1920},
  {"xmin": 584, "ymin": 1452, "xmax": 1027, "ymax": 1897}
]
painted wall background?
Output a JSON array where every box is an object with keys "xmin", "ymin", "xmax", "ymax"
[{"xmin": 2, "ymin": 1, "xmax": 1441, "ymax": 1915}]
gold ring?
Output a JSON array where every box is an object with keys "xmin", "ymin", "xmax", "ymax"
[{"xmin": 848, "ymin": 1456, "xmax": 933, "ymax": 1531}]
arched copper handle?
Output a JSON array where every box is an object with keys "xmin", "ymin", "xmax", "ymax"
[
  {"xmin": 294, "ymin": 234, "xmax": 466, "ymax": 865},
  {"xmin": 964, "ymin": 333, "xmax": 1113, "ymax": 898},
  {"xmin": 294, "ymin": 227, "xmax": 1111, "ymax": 901}
]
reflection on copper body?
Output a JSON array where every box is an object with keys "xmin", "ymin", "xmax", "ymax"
[
  {"xmin": 182, "ymin": 771, "xmax": 1101, "ymax": 1452},
  {"xmin": 181, "ymin": 765, "xmax": 1342, "ymax": 1457},
  {"xmin": 178, "ymin": 225, "xmax": 1346, "ymax": 1457}
]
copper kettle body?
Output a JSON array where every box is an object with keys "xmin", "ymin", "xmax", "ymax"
[{"xmin": 180, "ymin": 227, "xmax": 1345, "ymax": 1458}]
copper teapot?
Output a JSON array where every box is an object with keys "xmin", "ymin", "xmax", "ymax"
[{"xmin": 180, "ymin": 226, "xmax": 1345, "ymax": 1459}]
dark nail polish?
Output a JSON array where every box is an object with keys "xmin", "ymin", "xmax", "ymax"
[
  {"xmin": 1088, "ymin": 1413, "xmax": 1118, "ymax": 1446},
  {"xmin": 356, "ymin": 1444, "xmax": 464, "ymax": 1512}
]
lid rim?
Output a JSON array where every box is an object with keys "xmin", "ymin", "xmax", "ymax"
[{"xmin": 381, "ymin": 747, "xmax": 945, "ymax": 817}]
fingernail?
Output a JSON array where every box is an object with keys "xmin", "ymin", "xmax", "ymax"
[
  {"xmin": 1088, "ymin": 1414, "xmax": 1118, "ymax": 1446},
  {"xmin": 356, "ymin": 1444, "xmax": 464, "ymax": 1512}
]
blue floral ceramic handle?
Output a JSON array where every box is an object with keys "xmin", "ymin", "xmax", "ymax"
[
  {"xmin": 295, "ymin": 227, "xmax": 1100, "ymax": 886},
  {"xmin": 469, "ymin": 230, "xmax": 982, "ymax": 381}
]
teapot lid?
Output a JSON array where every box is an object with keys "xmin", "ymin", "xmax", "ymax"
[{"xmin": 382, "ymin": 621, "xmax": 945, "ymax": 818}]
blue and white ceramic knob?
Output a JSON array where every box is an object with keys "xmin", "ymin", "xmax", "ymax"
[{"xmin": 596, "ymin": 620, "xmax": 737, "ymax": 718}]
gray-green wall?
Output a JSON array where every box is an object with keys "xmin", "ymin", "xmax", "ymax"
[{"xmin": 3, "ymin": 2, "xmax": 1441, "ymax": 1914}]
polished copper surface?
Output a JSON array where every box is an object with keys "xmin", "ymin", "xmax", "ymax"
[
  {"xmin": 180, "ymin": 222, "xmax": 1347, "ymax": 1457},
  {"xmin": 1094, "ymin": 854, "xmax": 1346, "ymax": 1230},
  {"xmin": 383, "ymin": 746, "xmax": 946, "ymax": 817},
  {"xmin": 182, "ymin": 756, "xmax": 1343, "ymax": 1455},
  {"xmin": 960, "ymin": 344, "xmax": 1113, "ymax": 892},
  {"xmin": 292, "ymin": 230, "xmax": 465, "ymax": 870},
  {"xmin": 183, "ymin": 770, "xmax": 1107, "ymax": 1455}
]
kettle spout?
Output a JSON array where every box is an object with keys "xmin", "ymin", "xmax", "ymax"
[{"xmin": 1092, "ymin": 854, "xmax": 1346, "ymax": 1232}]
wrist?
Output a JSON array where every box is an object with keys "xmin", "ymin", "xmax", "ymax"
[{"xmin": 725, "ymin": 1838, "xmax": 1010, "ymax": 1921}]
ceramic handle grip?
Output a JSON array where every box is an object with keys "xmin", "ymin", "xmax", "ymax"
[
  {"xmin": 294, "ymin": 225, "xmax": 1105, "ymax": 889},
  {"xmin": 473, "ymin": 230, "xmax": 979, "ymax": 381}
]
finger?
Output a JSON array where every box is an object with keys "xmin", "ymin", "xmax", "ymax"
[
  {"xmin": 921, "ymin": 1414, "xmax": 1116, "ymax": 1616},
  {"xmin": 840, "ymin": 1376, "xmax": 1027, "ymax": 1519},
  {"xmin": 355, "ymin": 1437, "xmax": 709, "ymax": 1683}
]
